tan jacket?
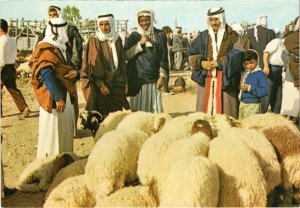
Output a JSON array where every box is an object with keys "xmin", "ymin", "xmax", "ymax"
[{"xmin": 29, "ymin": 42, "xmax": 77, "ymax": 112}]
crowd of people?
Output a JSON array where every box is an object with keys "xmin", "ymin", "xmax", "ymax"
[{"xmin": 0, "ymin": 4, "xmax": 299, "ymax": 197}]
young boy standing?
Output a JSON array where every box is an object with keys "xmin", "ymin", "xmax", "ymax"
[{"xmin": 239, "ymin": 49, "xmax": 268, "ymax": 119}]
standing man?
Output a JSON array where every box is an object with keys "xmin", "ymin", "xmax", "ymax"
[
  {"xmin": 30, "ymin": 17, "xmax": 79, "ymax": 158},
  {"xmin": 38, "ymin": 5, "xmax": 83, "ymax": 135},
  {"xmin": 81, "ymin": 13, "xmax": 130, "ymax": 116},
  {"xmin": 162, "ymin": 26, "xmax": 173, "ymax": 93},
  {"xmin": 124, "ymin": 9, "xmax": 168, "ymax": 113},
  {"xmin": 262, "ymin": 37, "xmax": 289, "ymax": 114},
  {"xmin": 0, "ymin": 19, "xmax": 30, "ymax": 118},
  {"xmin": 188, "ymin": 7, "xmax": 241, "ymax": 118},
  {"xmin": 173, "ymin": 26, "xmax": 184, "ymax": 70}
]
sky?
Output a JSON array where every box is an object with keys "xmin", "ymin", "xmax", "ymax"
[{"xmin": 0, "ymin": 0, "xmax": 299, "ymax": 33}]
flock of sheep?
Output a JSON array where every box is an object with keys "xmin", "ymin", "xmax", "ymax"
[{"xmin": 16, "ymin": 110, "xmax": 300, "ymax": 207}]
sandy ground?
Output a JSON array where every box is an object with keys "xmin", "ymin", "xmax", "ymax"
[{"xmin": 1, "ymin": 70, "xmax": 196, "ymax": 207}]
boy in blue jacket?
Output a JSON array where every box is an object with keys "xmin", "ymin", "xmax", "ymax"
[{"xmin": 239, "ymin": 49, "xmax": 268, "ymax": 119}]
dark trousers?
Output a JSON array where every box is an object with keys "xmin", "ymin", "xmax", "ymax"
[
  {"xmin": 260, "ymin": 65, "xmax": 282, "ymax": 113},
  {"xmin": 1, "ymin": 64, "xmax": 28, "ymax": 114}
]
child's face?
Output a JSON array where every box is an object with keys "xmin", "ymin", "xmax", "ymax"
[{"xmin": 244, "ymin": 59, "xmax": 258, "ymax": 71}]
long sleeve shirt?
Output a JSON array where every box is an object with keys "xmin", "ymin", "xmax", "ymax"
[
  {"xmin": 39, "ymin": 67, "xmax": 66, "ymax": 101},
  {"xmin": 240, "ymin": 68, "xmax": 268, "ymax": 103},
  {"xmin": 0, "ymin": 34, "xmax": 17, "ymax": 68}
]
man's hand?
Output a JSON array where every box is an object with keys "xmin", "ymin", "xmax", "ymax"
[
  {"xmin": 210, "ymin": 60, "xmax": 218, "ymax": 69},
  {"xmin": 263, "ymin": 66, "xmax": 270, "ymax": 76},
  {"xmin": 56, "ymin": 99, "xmax": 65, "ymax": 113},
  {"xmin": 240, "ymin": 83, "xmax": 249, "ymax": 92},
  {"xmin": 201, "ymin": 61, "xmax": 212, "ymax": 71},
  {"xmin": 156, "ymin": 76, "xmax": 165, "ymax": 89},
  {"xmin": 139, "ymin": 35, "xmax": 149, "ymax": 45},
  {"xmin": 125, "ymin": 84, "xmax": 128, "ymax": 94},
  {"xmin": 64, "ymin": 70, "xmax": 78, "ymax": 79},
  {"xmin": 100, "ymin": 84, "xmax": 110, "ymax": 95}
]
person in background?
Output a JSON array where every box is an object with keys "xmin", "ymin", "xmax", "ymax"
[
  {"xmin": 262, "ymin": 36, "xmax": 289, "ymax": 114},
  {"xmin": 162, "ymin": 26, "xmax": 173, "ymax": 93},
  {"xmin": 239, "ymin": 50, "xmax": 268, "ymax": 119},
  {"xmin": 281, "ymin": 16, "xmax": 299, "ymax": 125},
  {"xmin": 0, "ymin": 19, "xmax": 30, "ymax": 118},
  {"xmin": 124, "ymin": 9, "xmax": 168, "ymax": 113},
  {"xmin": 1, "ymin": 135, "xmax": 17, "ymax": 198},
  {"xmin": 30, "ymin": 17, "xmax": 79, "ymax": 158},
  {"xmin": 231, "ymin": 22, "xmax": 250, "ymax": 51},
  {"xmin": 81, "ymin": 13, "xmax": 130, "ymax": 116},
  {"xmin": 173, "ymin": 26, "xmax": 184, "ymax": 70}
]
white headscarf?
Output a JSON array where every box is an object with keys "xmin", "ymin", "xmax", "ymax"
[
  {"xmin": 294, "ymin": 16, "xmax": 299, "ymax": 31},
  {"xmin": 96, "ymin": 14, "xmax": 119, "ymax": 70},
  {"xmin": 96, "ymin": 14, "xmax": 119, "ymax": 42},
  {"xmin": 48, "ymin": 5, "xmax": 62, "ymax": 19},
  {"xmin": 207, "ymin": 6, "xmax": 226, "ymax": 60},
  {"xmin": 41, "ymin": 17, "xmax": 68, "ymax": 59},
  {"xmin": 137, "ymin": 9, "xmax": 156, "ymax": 47},
  {"xmin": 254, "ymin": 15, "xmax": 268, "ymax": 41},
  {"xmin": 231, "ymin": 23, "xmax": 244, "ymax": 37}
]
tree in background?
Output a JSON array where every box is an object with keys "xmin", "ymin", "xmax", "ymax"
[{"xmin": 62, "ymin": 5, "xmax": 81, "ymax": 24}]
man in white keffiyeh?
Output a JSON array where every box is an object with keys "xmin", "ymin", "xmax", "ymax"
[
  {"xmin": 123, "ymin": 9, "xmax": 169, "ymax": 113},
  {"xmin": 80, "ymin": 13, "xmax": 130, "ymax": 117},
  {"xmin": 30, "ymin": 17, "xmax": 79, "ymax": 158},
  {"xmin": 41, "ymin": 17, "xmax": 69, "ymax": 60},
  {"xmin": 188, "ymin": 6, "xmax": 241, "ymax": 118}
]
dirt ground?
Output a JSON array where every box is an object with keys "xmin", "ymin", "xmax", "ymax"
[{"xmin": 1, "ymin": 70, "xmax": 196, "ymax": 207}]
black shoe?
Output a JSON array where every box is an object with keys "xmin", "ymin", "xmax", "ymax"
[{"xmin": 3, "ymin": 187, "xmax": 17, "ymax": 197}]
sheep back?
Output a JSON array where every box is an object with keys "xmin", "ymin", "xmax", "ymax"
[
  {"xmin": 159, "ymin": 156, "xmax": 219, "ymax": 207},
  {"xmin": 156, "ymin": 133, "xmax": 210, "ymax": 194},
  {"xmin": 137, "ymin": 116, "xmax": 212, "ymax": 186},
  {"xmin": 45, "ymin": 158, "xmax": 88, "ymax": 200},
  {"xmin": 44, "ymin": 175, "xmax": 95, "ymax": 208},
  {"xmin": 94, "ymin": 110, "xmax": 132, "ymax": 142},
  {"xmin": 95, "ymin": 185, "xmax": 157, "ymax": 207},
  {"xmin": 85, "ymin": 129, "xmax": 149, "ymax": 198},
  {"xmin": 209, "ymin": 137, "xmax": 267, "ymax": 207},
  {"xmin": 219, "ymin": 127, "xmax": 281, "ymax": 194}
]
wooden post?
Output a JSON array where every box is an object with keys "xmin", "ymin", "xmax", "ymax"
[
  {"xmin": 27, "ymin": 20, "xmax": 30, "ymax": 50},
  {"xmin": 16, "ymin": 19, "xmax": 18, "ymax": 37}
]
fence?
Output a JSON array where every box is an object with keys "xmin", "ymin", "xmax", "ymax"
[{"xmin": 9, "ymin": 18, "xmax": 129, "ymax": 51}]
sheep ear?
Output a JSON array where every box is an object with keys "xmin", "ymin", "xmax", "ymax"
[{"xmin": 153, "ymin": 117, "xmax": 166, "ymax": 133}]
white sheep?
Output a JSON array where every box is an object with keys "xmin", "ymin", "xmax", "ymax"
[
  {"xmin": 242, "ymin": 113, "xmax": 300, "ymax": 189},
  {"xmin": 84, "ymin": 129, "xmax": 149, "ymax": 199},
  {"xmin": 159, "ymin": 156, "xmax": 219, "ymax": 207},
  {"xmin": 218, "ymin": 127, "xmax": 281, "ymax": 194},
  {"xmin": 94, "ymin": 109, "xmax": 132, "ymax": 142},
  {"xmin": 17, "ymin": 152, "xmax": 77, "ymax": 193},
  {"xmin": 156, "ymin": 133, "xmax": 210, "ymax": 194},
  {"xmin": 16, "ymin": 62, "xmax": 31, "ymax": 78},
  {"xmin": 208, "ymin": 113, "xmax": 241, "ymax": 137},
  {"xmin": 137, "ymin": 116, "xmax": 213, "ymax": 186},
  {"xmin": 208, "ymin": 137, "xmax": 267, "ymax": 207},
  {"xmin": 44, "ymin": 175, "xmax": 95, "ymax": 208},
  {"xmin": 95, "ymin": 185, "xmax": 157, "ymax": 207},
  {"xmin": 116, "ymin": 111, "xmax": 172, "ymax": 136},
  {"xmin": 45, "ymin": 158, "xmax": 88, "ymax": 200}
]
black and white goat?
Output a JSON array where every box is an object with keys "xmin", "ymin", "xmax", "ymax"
[{"xmin": 79, "ymin": 111, "xmax": 105, "ymax": 136}]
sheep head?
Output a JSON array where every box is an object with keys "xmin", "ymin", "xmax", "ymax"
[{"xmin": 191, "ymin": 119, "xmax": 213, "ymax": 140}]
